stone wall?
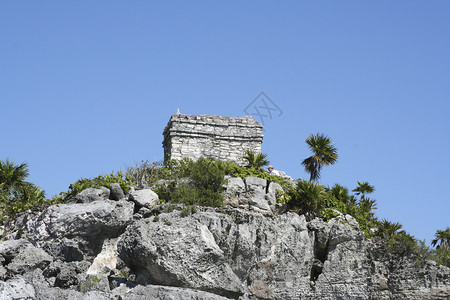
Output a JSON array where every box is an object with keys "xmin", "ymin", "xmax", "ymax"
[{"xmin": 162, "ymin": 114, "xmax": 263, "ymax": 165}]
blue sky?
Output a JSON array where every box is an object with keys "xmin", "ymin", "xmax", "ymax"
[{"xmin": 1, "ymin": 1, "xmax": 449, "ymax": 244}]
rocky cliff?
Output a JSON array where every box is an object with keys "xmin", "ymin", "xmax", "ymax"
[{"xmin": 0, "ymin": 178, "xmax": 448, "ymax": 299}]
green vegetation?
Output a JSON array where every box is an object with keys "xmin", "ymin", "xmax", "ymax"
[
  {"xmin": 79, "ymin": 275, "xmax": 102, "ymax": 293},
  {"xmin": 285, "ymin": 179, "xmax": 378, "ymax": 236},
  {"xmin": 353, "ymin": 181, "xmax": 375, "ymax": 200},
  {"xmin": 242, "ymin": 150, "xmax": 269, "ymax": 169},
  {"xmin": 429, "ymin": 228, "xmax": 450, "ymax": 267},
  {"xmin": 0, "ymin": 159, "xmax": 47, "ymax": 218},
  {"xmin": 53, "ymin": 171, "xmax": 135, "ymax": 203},
  {"xmin": 180, "ymin": 205, "xmax": 197, "ymax": 217},
  {"xmin": 1, "ymin": 133, "xmax": 448, "ymax": 268},
  {"xmin": 301, "ymin": 133, "xmax": 338, "ymax": 182},
  {"xmin": 126, "ymin": 156, "xmax": 293, "ymax": 207},
  {"xmin": 154, "ymin": 157, "xmax": 226, "ymax": 207},
  {"xmin": 431, "ymin": 227, "xmax": 450, "ymax": 250}
]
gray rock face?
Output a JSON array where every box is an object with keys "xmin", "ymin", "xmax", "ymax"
[
  {"xmin": 224, "ymin": 176, "xmax": 286, "ymax": 215},
  {"xmin": 0, "ymin": 188, "xmax": 448, "ymax": 299},
  {"xmin": 0, "ymin": 277, "xmax": 36, "ymax": 299},
  {"xmin": 73, "ymin": 188, "xmax": 109, "ymax": 203},
  {"xmin": 26, "ymin": 200, "xmax": 134, "ymax": 240},
  {"xmin": 122, "ymin": 284, "xmax": 233, "ymax": 300},
  {"xmin": 118, "ymin": 208, "xmax": 450, "ymax": 299},
  {"xmin": 7, "ymin": 243, "xmax": 53, "ymax": 275},
  {"xmin": 110, "ymin": 183, "xmax": 125, "ymax": 200},
  {"xmin": 244, "ymin": 177, "xmax": 270, "ymax": 212},
  {"xmin": 129, "ymin": 189, "xmax": 159, "ymax": 209},
  {"xmin": 118, "ymin": 214, "xmax": 244, "ymax": 298},
  {"xmin": 25, "ymin": 200, "xmax": 134, "ymax": 260},
  {"xmin": 0, "ymin": 239, "xmax": 53, "ymax": 277}
]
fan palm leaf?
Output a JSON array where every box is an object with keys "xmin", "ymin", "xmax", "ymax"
[
  {"xmin": 0, "ymin": 158, "xmax": 29, "ymax": 194},
  {"xmin": 352, "ymin": 181, "xmax": 375, "ymax": 200},
  {"xmin": 301, "ymin": 133, "xmax": 338, "ymax": 182},
  {"xmin": 243, "ymin": 150, "xmax": 269, "ymax": 169},
  {"xmin": 431, "ymin": 228, "xmax": 450, "ymax": 249}
]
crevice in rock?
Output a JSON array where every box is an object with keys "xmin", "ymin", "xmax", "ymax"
[{"xmin": 310, "ymin": 232, "xmax": 329, "ymax": 284}]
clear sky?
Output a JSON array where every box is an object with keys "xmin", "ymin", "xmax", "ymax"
[{"xmin": 1, "ymin": 1, "xmax": 449, "ymax": 244}]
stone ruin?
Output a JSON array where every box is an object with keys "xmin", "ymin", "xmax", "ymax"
[{"xmin": 162, "ymin": 113, "xmax": 263, "ymax": 165}]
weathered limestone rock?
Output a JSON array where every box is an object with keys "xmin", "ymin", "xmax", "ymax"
[
  {"xmin": 129, "ymin": 189, "xmax": 159, "ymax": 209},
  {"xmin": 110, "ymin": 183, "xmax": 125, "ymax": 200},
  {"xmin": 311, "ymin": 215, "xmax": 368, "ymax": 299},
  {"xmin": 24, "ymin": 199, "xmax": 134, "ymax": 260},
  {"xmin": 163, "ymin": 114, "xmax": 263, "ymax": 165},
  {"xmin": 244, "ymin": 176, "xmax": 271, "ymax": 212},
  {"xmin": 0, "ymin": 193, "xmax": 448, "ymax": 299},
  {"xmin": 267, "ymin": 181, "xmax": 283, "ymax": 206},
  {"xmin": 26, "ymin": 200, "xmax": 134, "ymax": 240},
  {"xmin": 73, "ymin": 188, "xmax": 109, "ymax": 203},
  {"xmin": 0, "ymin": 277, "xmax": 36, "ymax": 299},
  {"xmin": 224, "ymin": 176, "xmax": 286, "ymax": 215},
  {"xmin": 7, "ymin": 243, "xmax": 53, "ymax": 275},
  {"xmin": 120, "ymin": 284, "xmax": 233, "ymax": 300},
  {"xmin": 0, "ymin": 239, "xmax": 29, "ymax": 259},
  {"xmin": 224, "ymin": 176, "xmax": 246, "ymax": 194},
  {"xmin": 87, "ymin": 238, "xmax": 119, "ymax": 276},
  {"xmin": 118, "ymin": 214, "xmax": 244, "ymax": 298},
  {"xmin": 118, "ymin": 208, "xmax": 314, "ymax": 299}
]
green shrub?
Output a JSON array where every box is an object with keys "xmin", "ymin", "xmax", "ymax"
[
  {"xmin": 0, "ymin": 159, "xmax": 47, "ymax": 219},
  {"xmin": 286, "ymin": 180, "xmax": 326, "ymax": 220},
  {"xmin": 433, "ymin": 247, "xmax": 450, "ymax": 267},
  {"xmin": 242, "ymin": 150, "xmax": 269, "ymax": 169},
  {"xmin": 79, "ymin": 275, "xmax": 102, "ymax": 293},
  {"xmin": 154, "ymin": 158, "xmax": 226, "ymax": 207},
  {"xmin": 125, "ymin": 159, "xmax": 191, "ymax": 187},
  {"xmin": 54, "ymin": 171, "xmax": 135, "ymax": 202},
  {"xmin": 180, "ymin": 205, "xmax": 196, "ymax": 217},
  {"xmin": 386, "ymin": 231, "xmax": 417, "ymax": 256}
]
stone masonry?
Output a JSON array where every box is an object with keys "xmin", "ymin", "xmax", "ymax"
[{"xmin": 162, "ymin": 114, "xmax": 263, "ymax": 165}]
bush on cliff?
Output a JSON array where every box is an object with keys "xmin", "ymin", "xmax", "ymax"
[
  {"xmin": 0, "ymin": 159, "xmax": 47, "ymax": 219},
  {"xmin": 125, "ymin": 157, "xmax": 294, "ymax": 206},
  {"xmin": 154, "ymin": 157, "xmax": 226, "ymax": 207},
  {"xmin": 52, "ymin": 171, "xmax": 135, "ymax": 203},
  {"xmin": 283, "ymin": 179, "xmax": 379, "ymax": 236}
]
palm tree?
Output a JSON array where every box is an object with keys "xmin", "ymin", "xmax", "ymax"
[
  {"xmin": 0, "ymin": 159, "xmax": 29, "ymax": 195},
  {"xmin": 301, "ymin": 133, "xmax": 338, "ymax": 182},
  {"xmin": 352, "ymin": 181, "xmax": 375, "ymax": 200},
  {"xmin": 330, "ymin": 183, "xmax": 350, "ymax": 203},
  {"xmin": 293, "ymin": 179, "xmax": 326, "ymax": 220},
  {"xmin": 431, "ymin": 228, "xmax": 450, "ymax": 249},
  {"xmin": 377, "ymin": 219, "xmax": 403, "ymax": 238},
  {"xmin": 243, "ymin": 150, "xmax": 269, "ymax": 169},
  {"xmin": 358, "ymin": 198, "xmax": 377, "ymax": 220}
]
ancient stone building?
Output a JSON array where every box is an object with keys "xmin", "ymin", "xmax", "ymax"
[{"xmin": 162, "ymin": 114, "xmax": 263, "ymax": 165}]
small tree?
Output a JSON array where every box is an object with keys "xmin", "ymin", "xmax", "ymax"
[
  {"xmin": 243, "ymin": 150, "xmax": 269, "ymax": 169},
  {"xmin": 0, "ymin": 158, "xmax": 30, "ymax": 196},
  {"xmin": 290, "ymin": 179, "xmax": 326, "ymax": 220},
  {"xmin": 432, "ymin": 228, "xmax": 450, "ymax": 250},
  {"xmin": 0, "ymin": 159, "xmax": 46, "ymax": 217},
  {"xmin": 352, "ymin": 181, "xmax": 375, "ymax": 200},
  {"xmin": 377, "ymin": 219, "xmax": 403, "ymax": 239},
  {"xmin": 302, "ymin": 133, "xmax": 338, "ymax": 182}
]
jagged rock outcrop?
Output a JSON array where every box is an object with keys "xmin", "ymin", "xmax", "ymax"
[
  {"xmin": 0, "ymin": 179, "xmax": 448, "ymax": 299},
  {"xmin": 223, "ymin": 176, "xmax": 286, "ymax": 215}
]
